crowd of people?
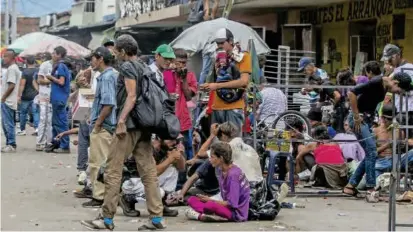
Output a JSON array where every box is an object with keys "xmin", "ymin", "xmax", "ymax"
[{"xmin": 2, "ymin": 26, "xmax": 413, "ymax": 230}]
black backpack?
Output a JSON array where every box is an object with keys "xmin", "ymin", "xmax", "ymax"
[{"xmin": 128, "ymin": 60, "xmax": 180, "ymax": 140}]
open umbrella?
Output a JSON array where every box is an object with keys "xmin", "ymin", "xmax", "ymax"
[
  {"xmin": 8, "ymin": 32, "xmax": 59, "ymax": 52},
  {"xmin": 19, "ymin": 37, "xmax": 90, "ymax": 58},
  {"xmin": 170, "ymin": 18, "xmax": 270, "ymax": 55}
]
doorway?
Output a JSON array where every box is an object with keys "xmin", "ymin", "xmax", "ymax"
[{"xmin": 349, "ymin": 19, "xmax": 377, "ymax": 68}]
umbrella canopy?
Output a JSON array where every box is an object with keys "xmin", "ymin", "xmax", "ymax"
[
  {"xmin": 19, "ymin": 37, "xmax": 90, "ymax": 58},
  {"xmin": 170, "ymin": 18, "xmax": 270, "ymax": 55},
  {"xmin": 8, "ymin": 32, "xmax": 60, "ymax": 52}
]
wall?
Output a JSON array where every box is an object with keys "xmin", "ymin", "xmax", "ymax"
[
  {"xmin": 16, "ymin": 17, "xmax": 40, "ymax": 37},
  {"xmin": 70, "ymin": 2, "xmax": 95, "ymax": 26},
  {"xmin": 288, "ymin": 0, "xmax": 413, "ymax": 71},
  {"xmin": 95, "ymin": 0, "xmax": 117, "ymax": 22},
  {"xmin": 229, "ymin": 11, "xmax": 277, "ymax": 32}
]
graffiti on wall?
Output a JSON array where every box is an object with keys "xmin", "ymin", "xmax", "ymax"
[{"xmin": 119, "ymin": 0, "xmax": 166, "ymax": 18}]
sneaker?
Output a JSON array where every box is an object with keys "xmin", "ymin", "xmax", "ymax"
[
  {"xmin": 54, "ymin": 148, "xmax": 71, "ymax": 154},
  {"xmin": 119, "ymin": 195, "xmax": 140, "ymax": 217},
  {"xmin": 78, "ymin": 171, "xmax": 87, "ymax": 185},
  {"xmin": 82, "ymin": 198, "xmax": 103, "ymax": 208},
  {"xmin": 16, "ymin": 130, "xmax": 26, "ymax": 136},
  {"xmin": 1, "ymin": 145, "xmax": 16, "ymax": 153},
  {"xmin": 365, "ymin": 190, "xmax": 380, "ymax": 203},
  {"xmin": 137, "ymin": 217, "xmax": 166, "ymax": 231},
  {"xmin": 36, "ymin": 144, "xmax": 45, "ymax": 151},
  {"xmin": 32, "ymin": 129, "xmax": 38, "ymax": 136},
  {"xmin": 185, "ymin": 208, "xmax": 200, "ymax": 220},
  {"xmin": 163, "ymin": 206, "xmax": 178, "ymax": 217},
  {"xmin": 74, "ymin": 188, "xmax": 93, "ymax": 199},
  {"xmin": 80, "ymin": 214, "xmax": 114, "ymax": 230},
  {"xmin": 297, "ymin": 169, "xmax": 312, "ymax": 181}
]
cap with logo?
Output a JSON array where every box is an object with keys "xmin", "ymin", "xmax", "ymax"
[
  {"xmin": 297, "ymin": 57, "xmax": 313, "ymax": 72},
  {"xmin": 214, "ymin": 28, "xmax": 234, "ymax": 43},
  {"xmin": 153, "ymin": 44, "xmax": 176, "ymax": 59},
  {"xmin": 92, "ymin": 46, "xmax": 113, "ymax": 60},
  {"xmin": 381, "ymin": 44, "xmax": 401, "ymax": 61}
]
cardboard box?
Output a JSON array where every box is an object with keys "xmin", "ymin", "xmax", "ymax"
[{"xmin": 72, "ymin": 88, "xmax": 95, "ymax": 121}]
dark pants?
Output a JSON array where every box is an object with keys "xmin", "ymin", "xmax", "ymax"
[
  {"xmin": 176, "ymin": 130, "xmax": 193, "ymax": 191},
  {"xmin": 52, "ymin": 101, "xmax": 70, "ymax": 149},
  {"xmin": 77, "ymin": 121, "xmax": 90, "ymax": 171}
]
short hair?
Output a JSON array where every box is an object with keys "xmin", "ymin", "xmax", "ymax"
[
  {"xmin": 337, "ymin": 68, "xmax": 355, "ymax": 85},
  {"xmin": 312, "ymin": 125, "xmax": 330, "ymax": 140},
  {"xmin": 115, "ymin": 34, "xmax": 139, "ymax": 56},
  {"xmin": 44, "ymin": 52, "xmax": 52, "ymax": 60},
  {"xmin": 26, "ymin": 56, "xmax": 36, "ymax": 65},
  {"xmin": 210, "ymin": 142, "xmax": 232, "ymax": 165},
  {"xmin": 174, "ymin": 49, "xmax": 187, "ymax": 59},
  {"xmin": 217, "ymin": 122, "xmax": 239, "ymax": 139},
  {"xmin": 363, "ymin": 61, "xmax": 381, "ymax": 76},
  {"xmin": 54, "ymin": 46, "xmax": 67, "ymax": 58},
  {"xmin": 393, "ymin": 72, "xmax": 413, "ymax": 92},
  {"xmin": 285, "ymin": 117, "xmax": 304, "ymax": 133}
]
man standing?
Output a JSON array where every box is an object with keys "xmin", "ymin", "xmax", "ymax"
[
  {"xmin": 36, "ymin": 52, "xmax": 53, "ymax": 151},
  {"xmin": 81, "ymin": 47, "xmax": 118, "ymax": 208},
  {"xmin": 17, "ymin": 56, "xmax": 39, "ymax": 136},
  {"xmin": 200, "ymin": 28, "xmax": 250, "ymax": 132},
  {"xmin": 150, "ymin": 44, "xmax": 176, "ymax": 86},
  {"xmin": 81, "ymin": 35, "xmax": 165, "ymax": 231},
  {"xmin": 46, "ymin": 46, "xmax": 71, "ymax": 153},
  {"xmin": 297, "ymin": 57, "xmax": 329, "ymax": 80},
  {"xmin": 1, "ymin": 50, "xmax": 21, "ymax": 152}
]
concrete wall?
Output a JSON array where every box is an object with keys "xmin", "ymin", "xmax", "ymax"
[{"xmin": 95, "ymin": 0, "xmax": 117, "ymax": 22}]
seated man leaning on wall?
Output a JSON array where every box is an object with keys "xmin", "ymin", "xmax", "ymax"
[{"xmin": 119, "ymin": 136, "xmax": 186, "ymax": 217}]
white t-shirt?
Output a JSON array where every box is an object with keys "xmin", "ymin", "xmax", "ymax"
[
  {"xmin": 2, "ymin": 64, "xmax": 21, "ymax": 110},
  {"xmin": 37, "ymin": 60, "xmax": 53, "ymax": 102},
  {"xmin": 393, "ymin": 63, "xmax": 413, "ymax": 112}
]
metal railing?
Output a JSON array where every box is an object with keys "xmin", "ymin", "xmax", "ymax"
[{"xmin": 119, "ymin": 0, "xmax": 187, "ymax": 18}]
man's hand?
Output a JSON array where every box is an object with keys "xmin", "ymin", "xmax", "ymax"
[
  {"xmin": 200, "ymin": 83, "xmax": 219, "ymax": 91},
  {"xmin": 46, "ymin": 75, "xmax": 54, "ymax": 81},
  {"xmin": 94, "ymin": 124, "xmax": 102, "ymax": 133},
  {"xmin": 17, "ymin": 96, "xmax": 21, "ymax": 104},
  {"xmin": 186, "ymin": 157, "xmax": 198, "ymax": 166},
  {"xmin": 1, "ymin": 97, "xmax": 5, "ymax": 103},
  {"xmin": 116, "ymin": 121, "xmax": 127, "ymax": 139},
  {"xmin": 55, "ymin": 132, "xmax": 65, "ymax": 140},
  {"xmin": 197, "ymin": 194, "xmax": 210, "ymax": 202},
  {"xmin": 168, "ymin": 149, "xmax": 181, "ymax": 162},
  {"xmin": 210, "ymin": 123, "xmax": 220, "ymax": 137}
]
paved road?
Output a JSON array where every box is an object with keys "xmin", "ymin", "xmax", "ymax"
[{"xmin": 2, "ymin": 128, "xmax": 413, "ymax": 231}]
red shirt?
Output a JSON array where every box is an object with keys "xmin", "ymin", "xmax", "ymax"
[
  {"xmin": 163, "ymin": 70, "xmax": 198, "ymax": 132},
  {"xmin": 314, "ymin": 144, "xmax": 345, "ymax": 165}
]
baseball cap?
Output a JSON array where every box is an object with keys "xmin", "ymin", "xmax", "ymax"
[
  {"xmin": 103, "ymin": 40, "xmax": 115, "ymax": 47},
  {"xmin": 381, "ymin": 44, "xmax": 401, "ymax": 61},
  {"xmin": 92, "ymin": 46, "xmax": 113, "ymax": 60},
  {"xmin": 307, "ymin": 107, "xmax": 322, "ymax": 122},
  {"xmin": 153, "ymin": 44, "xmax": 176, "ymax": 59},
  {"xmin": 214, "ymin": 28, "xmax": 234, "ymax": 43},
  {"xmin": 381, "ymin": 104, "xmax": 394, "ymax": 119},
  {"xmin": 297, "ymin": 57, "xmax": 313, "ymax": 72}
]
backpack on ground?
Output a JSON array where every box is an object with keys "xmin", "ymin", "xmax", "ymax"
[{"xmin": 128, "ymin": 60, "xmax": 180, "ymax": 140}]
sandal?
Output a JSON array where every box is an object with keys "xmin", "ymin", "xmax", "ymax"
[{"xmin": 342, "ymin": 186, "xmax": 361, "ymax": 197}]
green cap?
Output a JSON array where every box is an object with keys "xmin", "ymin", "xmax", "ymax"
[{"xmin": 153, "ymin": 44, "xmax": 176, "ymax": 59}]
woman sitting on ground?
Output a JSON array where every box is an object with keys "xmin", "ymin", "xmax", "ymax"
[{"xmin": 185, "ymin": 142, "xmax": 250, "ymax": 222}]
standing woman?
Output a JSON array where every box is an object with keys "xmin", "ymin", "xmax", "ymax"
[{"xmin": 185, "ymin": 142, "xmax": 250, "ymax": 222}]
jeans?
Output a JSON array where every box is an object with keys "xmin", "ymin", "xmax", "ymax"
[
  {"xmin": 52, "ymin": 101, "xmax": 70, "ymax": 149},
  {"xmin": 375, "ymin": 150, "xmax": 413, "ymax": 177},
  {"xmin": 348, "ymin": 113, "xmax": 377, "ymax": 188},
  {"xmin": 1, "ymin": 103, "xmax": 16, "ymax": 147},
  {"xmin": 77, "ymin": 121, "xmax": 90, "ymax": 171},
  {"xmin": 176, "ymin": 130, "xmax": 193, "ymax": 191},
  {"xmin": 19, "ymin": 100, "xmax": 35, "ymax": 131},
  {"xmin": 199, "ymin": 53, "xmax": 212, "ymax": 85}
]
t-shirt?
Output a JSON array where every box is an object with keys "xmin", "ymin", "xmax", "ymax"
[
  {"xmin": 195, "ymin": 160, "xmax": 220, "ymax": 195},
  {"xmin": 50, "ymin": 61, "xmax": 71, "ymax": 104},
  {"xmin": 216, "ymin": 165, "xmax": 250, "ymax": 222},
  {"xmin": 21, "ymin": 67, "xmax": 39, "ymax": 101},
  {"xmin": 315, "ymin": 68, "xmax": 329, "ymax": 80},
  {"xmin": 37, "ymin": 60, "xmax": 53, "ymax": 103},
  {"xmin": 393, "ymin": 63, "xmax": 413, "ymax": 112},
  {"xmin": 313, "ymin": 144, "xmax": 345, "ymax": 165},
  {"xmin": 350, "ymin": 76, "xmax": 386, "ymax": 114},
  {"xmin": 318, "ymin": 80, "xmax": 338, "ymax": 103},
  {"xmin": 212, "ymin": 52, "xmax": 252, "ymax": 110},
  {"xmin": 1, "ymin": 63, "xmax": 21, "ymax": 110}
]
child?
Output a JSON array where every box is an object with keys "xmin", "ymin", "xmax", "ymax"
[{"xmin": 185, "ymin": 142, "xmax": 250, "ymax": 222}]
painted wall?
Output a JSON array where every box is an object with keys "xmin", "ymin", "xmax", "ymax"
[
  {"xmin": 288, "ymin": 0, "xmax": 413, "ymax": 72},
  {"xmin": 95, "ymin": 0, "xmax": 117, "ymax": 22}
]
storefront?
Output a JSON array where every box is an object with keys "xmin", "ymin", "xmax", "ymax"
[{"xmin": 286, "ymin": 0, "xmax": 413, "ymax": 74}]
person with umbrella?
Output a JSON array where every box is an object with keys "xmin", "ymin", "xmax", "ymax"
[{"xmin": 200, "ymin": 28, "xmax": 250, "ymax": 133}]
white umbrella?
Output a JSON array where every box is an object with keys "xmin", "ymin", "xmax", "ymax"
[
  {"xmin": 19, "ymin": 37, "xmax": 90, "ymax": 58},
  {"xmin": 8, "ymin": 32, "xmax": 60, "ymax": 52},
  {"xmin": 170, "ymin": 18, "xmax": 270, "ymax": 55}
]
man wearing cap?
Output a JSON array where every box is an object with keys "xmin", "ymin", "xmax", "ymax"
[
  {"xmin": 381, "ymin": 43, "xmax": 413, "ymax": 136},
  {"xmin": 150, "ymin": 44, "xmax": 176, "ymax": 86},
  {"xmin": 298, "ymin": 57, "xmax": 329, "ymax": 81},
  {"xmin": 81, "ymin": 47, "xmax": 118, "ymax": 208},
  {"xmin": 200, "ymin": 28, "xmax": 250, "ymax": 132}
]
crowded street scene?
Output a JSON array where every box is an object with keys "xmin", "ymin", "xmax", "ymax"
[{"xmin": 1, "ymin": 0, "xmax": 413, "ymax": 231}]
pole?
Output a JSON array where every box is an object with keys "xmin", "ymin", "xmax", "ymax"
[
  {"xmin": 10, "ymin": 0, "xmax": 17, "ymax": 43},
  {"xmin": 388, "ymin": 93, "xmax": 398, "ymax": 231},
  {"xmin": 4, "ymin": 0, "xmax": 10, "ymax": 45}
]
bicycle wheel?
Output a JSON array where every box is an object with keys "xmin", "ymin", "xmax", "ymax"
[{"xmin": 271, "ymin": 110, "xmax": 312, "ymax": 136}]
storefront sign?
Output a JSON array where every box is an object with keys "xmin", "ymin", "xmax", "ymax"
[{"xmin": 300, "ymin": 0, "xmax": 394, "ymax": 24}]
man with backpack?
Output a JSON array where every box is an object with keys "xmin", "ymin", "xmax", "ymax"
[
  {"xmin": 200, "ymin": 28, "xmax": 251, "ymax": 133},
  {"xmin": 81, "ymin": 35, "xmax": 166, "ymax": 231}
]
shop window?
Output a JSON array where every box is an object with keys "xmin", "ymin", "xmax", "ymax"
[{"xmin": 393, "ymin": 14, "xmax": 405, "ymax": 40}]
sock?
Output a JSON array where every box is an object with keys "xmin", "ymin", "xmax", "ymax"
[
  {"xmin": 152, "ymin": 216, "xmax": 162, "ymax": 224},
  {"xmin": 104, "ymin": 218, "xmax": 113, "ymax": 225}
]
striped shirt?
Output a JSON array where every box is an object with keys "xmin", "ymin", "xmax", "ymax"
[{"xmin": 90, "ymin": 67, "xmax": 118, "ymax": 133}]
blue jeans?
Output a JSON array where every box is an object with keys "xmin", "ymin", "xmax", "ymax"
[
  {"xmin": 77, "ymin": 121, "xmax": 90, "ymax": 171},
  {"xmin": 19, "ymin": 100, "xmax": 39, "ymax": 131},
  {"xmin": 1, "ymin": 103, "xmax": 16, "ymax": 147},
  {"xmin": 52, "ymin": 101, "xmax": 70, "ymax": 149},
  {"xmin": 348, "ymin": 113, "xmax": 377, "ymax": 188},
  {"xmin": 375, "ymin": 150, "xmax": 413, "ymax": 177},
  {"xmin": 176, "ymin": 130, "xmax": 193, "ymax": 191},
  {"xmin": 199, "ymin": 53, "xmax": 212, "ymax": 85}
]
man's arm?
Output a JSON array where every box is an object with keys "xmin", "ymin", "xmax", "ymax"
[
  {"xmin": 38, "ymin": 75, "xmax": 51, "ymax": 85},
  {"xmin": 179, "ymin": 173, "xmax": 199, "ymax": 196},
  {"xmin": 119, "ymin": 78, "xmax": 136, "ymax": 123},
  {"xmin": 33, "ymin": 79, "xmax": 39, "ymax": 92},
  {"xmin": 1, "ymin": 83, "xmax": 15, "ymax": 102},
  {"xmin": 94, "ymin": 77, "xmax": 116, "ymax": 129},
  {"xmin": 156, "ymin": 156, "xmax": 175, "ymax": 176},
  {"xmin": 181, "ymin": 72, "xmax": 197, "ymax": 101},
  {"xmin": 18, "ymin": 78, "xmax": 26, "ymax": 101},
  {"xmin": 348, "ymin": 91, "xmax": 359, "ymax": 115},
  {"xmin": 47, "ymin": 75, "xmax": 65, "ymax": 86},
  {"xmin": 196, "ymin": 135, "xmax": 215, "ymax": 158},
  {"xmin": 333, "ymin": 91, "xmax": 341, "ymax": 104}
]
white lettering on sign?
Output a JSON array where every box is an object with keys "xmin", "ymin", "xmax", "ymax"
[{"xmin": 119, "ymin": 0, "xmax": 166, "ymax": 18}]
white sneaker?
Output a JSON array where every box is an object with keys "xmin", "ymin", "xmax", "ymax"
[
  {"xmin": 298, "ymin": 169, "xmax": 312, "ymax": 181},
  {"xmin": 1, "ymin": 145, "xmax": 16, "ymax": 153},
  {"xmin": 78, "ymin": 171, "xmax": 87, "ymax": 185},
  {"xmin": 185, "ymin": 208, "xmax": 200, "ymax": 220},
  {"xmin": 16, "ymin": 130, "xmax": 26, "ymax": 136}
]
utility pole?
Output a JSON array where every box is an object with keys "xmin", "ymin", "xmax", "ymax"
[
  {"xmin": 10, "ymin": 0, "xmax": 17, "ymax": 43},
  {"xmin": 4, "ymin": 0, "xmax": 10, "ymax": 45}
]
